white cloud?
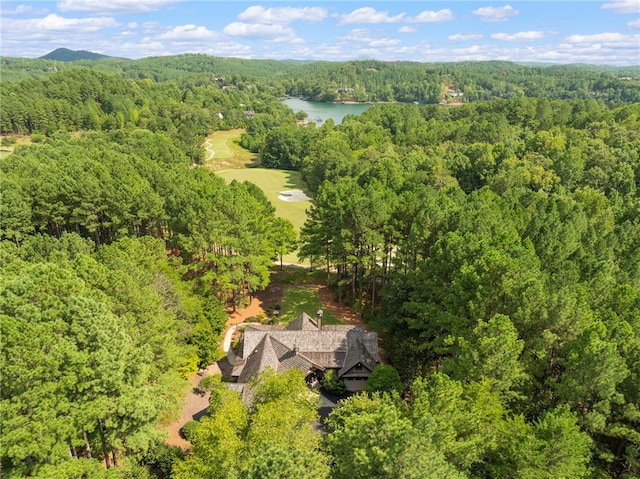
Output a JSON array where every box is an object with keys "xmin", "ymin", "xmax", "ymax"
[
  {"xmin": 473, "ymin": 5, "xmax": 519, "ymax": 23},
  {"xmin": 223, "ymin": 5, "xmax": 320, "ymax": 46},
  {"xmin": 3, "ymin": 14, "xmax": 119, "ymax": 33},
  {"xmin": 566, "ymin": 32, "xmax": 639, "ymax": 46},
  {"xmin": 627, "ymin": 18, "xmax": 640, "ymax": 29},
  {"xmin": 141, "ymin": 22, "xmax": 160, "ymax": 34},
  {"xmin": 337, "ymin": 7, "xmax": 405, "ymax": 25},
  {"xmin": 158, "ymin": 24, "xmax": 219, "ymax": 40},
  {"xmin": 449, "ymin": 33, "xmax": 484, "ymax": 41},
  {"xmin": 2, "ymin": 4, "xmax": 48, "ymax": 15},
  {"xmin": 338, "ymin": 29, "xmax": 374, "ymax": 43},
  {"xmin": 223, "ymin": 22, "xmax": 295, "ymax": 39},
  {"xmin": 337, "ymin": 29, "xmax": 400, "ymax": 49},
  {"xmin": 453, "ymin": 44, "xmax": 484, "ymax": 55},
  {"xmin": 201, "ymin": 43, "xmax": 254, "ymax": 58},
  {"xmin": 399, "ymin": 26, "xmax": 417, "ymax": 33},
  {"xmin": 534, "ymin": 41, "xmax": 638, "ymax": 64},
  {"xmin": 119, "ymin": 40, "xmax": 168, "ymax": 57},
  {"xmin": 237, "ymin": 6, "xmax": 327, "ymax": 24},
  {"xmin": 370, "ymin": 38, "xmax": 401, "ymax": 47},
  {"xmin": 409, "ymin": 9, "xmax": 454, "ymax": 23},
  {"xmin": 600, "ymin": 1, "xmax": 640, "ymax": 14},
  {"xmin": 338, "ymin": 28, "xmax": 369, "ymax": 39},
  {"xmin": 57, "ymin": 0, "xmax": 180, "ymax": 14},
  {"xmin": 491, "ymin": 31, "xmax": 545, "ymax": 41},
  {"xmin": 390, "ymin": 43, "xmax": 434, "ymax": 56}
]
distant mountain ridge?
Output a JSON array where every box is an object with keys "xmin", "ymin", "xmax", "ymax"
[{"xmin": 39, "ymin": 48, "xmax": 115, "ymax": 62}]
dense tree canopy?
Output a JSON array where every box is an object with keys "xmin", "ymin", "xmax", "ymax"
[
  {"xmin": 1, "ymin": 235, "xmax": 198, "ymax": 476},
  {"xmin": 174, "ymin": 369, "xmax": 328, "ymax": 479},
  {"xmin": 1, "ymin": 56, "xmax": 639, "ymax": 478},
  {"xmin": 292, "ymin": 98, "xmax": 639, "ymax": 477}
]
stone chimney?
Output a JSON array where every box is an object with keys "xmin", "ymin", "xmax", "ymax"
[{"xmin": 316, "ymin": 309, "xmax": 323, "ymax": 330}]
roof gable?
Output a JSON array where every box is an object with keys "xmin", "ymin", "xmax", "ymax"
[
  {"xmin": 237, "ymin": 334, "xmax": 280, "ymax": 383},
  {"xmin": 286, "ymin": 312, "xmax": 320, "ymax": 331},
  {"xmin": 234, "ymin": 313, "xmax": 379, "ymax": 383},
  {"xmin": 339, "ymin": 332, "xmax": 378, "ymax": 377}
]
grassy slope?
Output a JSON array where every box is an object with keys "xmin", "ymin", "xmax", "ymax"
[
  {"xmin": 204, "ymin": 129, "xmax": 258, "ymax": 170},
  {"xmin": 0, "ymin": 136, "xmax": 34, "ymax": 159}
]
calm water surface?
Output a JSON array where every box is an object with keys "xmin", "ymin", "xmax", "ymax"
[{"xmin": 282, "ymin": 97, "xmax": 372, "ymax": 125}]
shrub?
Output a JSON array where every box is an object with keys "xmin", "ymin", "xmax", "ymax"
[
  {"xmin": 31, "ymin": 133, "xmax": 46, "ymax": 143},
  {"xmin": 1, "ymin": 135, "xmax": 16, "ymax": 146},
  {"xmin": 181, "ymin": 420, "xmax": 200, "ymax": 441},
  {"xmin": 321, "ymin": 369, "xmax": 346, "ymax": 394},
  {"xmin": 364, "ymin": 365, "xmax": 403, "ymax": 396},
  {"xmin": 141, "ymin": 442, "xmax": 184, "ymax": 479},
  {"xmin": 199, "ymin": 373, "xmax": 222, "ymax": 392}
]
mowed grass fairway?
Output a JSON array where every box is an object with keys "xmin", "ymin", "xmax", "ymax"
[
  {"xmin": 204, "ymin": 129, "xmax": 259, "ymax": 170},
  {"xmin": 216, "ymin": 168, "xmax": 311, "ymax": 233},
  {"xmin": 206, "ymin": 130, "xmax": 312, "ymax": 265}
]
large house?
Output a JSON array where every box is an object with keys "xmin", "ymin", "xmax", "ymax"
[{"xmin": 231, "ymin": 311, "xmax": 379, "ymax": 393}]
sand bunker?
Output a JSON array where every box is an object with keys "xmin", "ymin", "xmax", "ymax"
[{"xmin": 278, "ymin": 190, "xmax": 312, "ymax": 202}]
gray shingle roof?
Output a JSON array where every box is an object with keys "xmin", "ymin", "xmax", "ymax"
[
  {"xmin": 286, "ymin": 311, "xmax": 320, "ymax": 331},
  {"xmin": 270, "ymin": 336, "xmax": 315, "ymax": 373},
  {"xmin": 338, "ymin": 333, "xmax": 379, "ymax": 378},
  {"xmin": 237, "ymin": 334, "xmax": 280, "ymax": 383},
  {"xmin": 232, "ymin": 312, "xmax": 379, "ymax": 383}
]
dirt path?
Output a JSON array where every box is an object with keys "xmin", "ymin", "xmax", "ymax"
[
  {"xmin": 164, "ymin": 362, "xmax": 221, "ymax": 449},
  {"xmin": 163, "ymin": 283, "xmax": 285, "ymax": 448},
  {"xmin": 317, "ymin": 285, "xmax": 364, "ymax": 326}
]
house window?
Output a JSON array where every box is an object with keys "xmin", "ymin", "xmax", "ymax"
[{"xmin": 355, "ymin": 364, "xmax": 363, "ymax": 371}]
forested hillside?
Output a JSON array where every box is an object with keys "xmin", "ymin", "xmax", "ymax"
[
  {"xmin": 285, "ymin": 98, "xmax": 639, "ymax": 478},
  {"xmin": 0, "ymin": 68, "xmax": 298, "ymax": 476},
  {"xmin": 39, "ymin": 48, "xmax": 115, "ymax": 62},
  {"xmin": 2, "ymin": 53, "xmax": 639, "ymax": 102},
  {"xmin": 1, "ymin": 58, "xmax": 639, "ymax": 478}
]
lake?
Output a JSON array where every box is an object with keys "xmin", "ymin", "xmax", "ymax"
[{"xmin": 282, "ymin": 97, "xmax": 372, "ymax": 125}]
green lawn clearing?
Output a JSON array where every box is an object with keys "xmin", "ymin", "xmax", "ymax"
[
  {"xmin": 204, "ymin": 129, "xmax": 259, "ymax": 170},
  {"xmin": 280, "ymin": 287, "xmax": 341, "ymax": 325},
  {"xmin": 1, "ymin": 135, "xmax": 34, "ymax": 159}
]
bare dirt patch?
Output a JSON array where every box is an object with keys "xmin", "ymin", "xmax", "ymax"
[
  {"xmin": 164, "ymin": 362, "xmax": 221, "ymax": 449},
  {"xmin": 317, "ymin": 285, "xmax": 364, "ymax": 326},
  {"xmin": 224, "ymin": 281, "xmax": 285, "ymax": 328}
]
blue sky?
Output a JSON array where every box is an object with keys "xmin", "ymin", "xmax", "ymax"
[{"xmin": 1, "ymin": 1, "xmax": 639, "ymax": 65}]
